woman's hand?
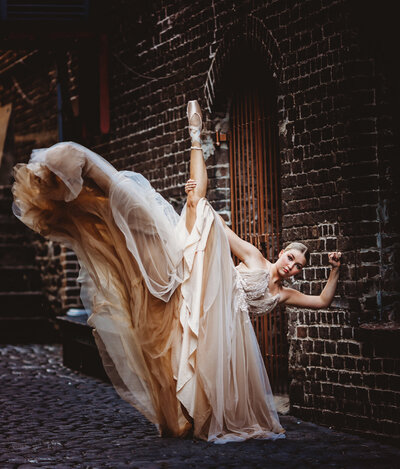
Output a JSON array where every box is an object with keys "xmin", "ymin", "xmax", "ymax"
[
  {"xmin": 185, "ymin": 179, "xmax": 197, "ymax": 194},
  {"xmin": 328, "ymin": 251, "xmax": 341, "ymax": 268}
]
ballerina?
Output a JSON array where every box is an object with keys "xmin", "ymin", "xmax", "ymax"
[
  {"xmin": 184, "ymin": 101, "xmax": 341, "ymax": 309},
  {"xmin": 12, "ymin": 100, "xmax": 340, "ymax": 444}
]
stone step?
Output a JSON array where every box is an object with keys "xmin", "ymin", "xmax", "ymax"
[
  {"xmin": 0, "ymin": 244, "xmax": 36, "ymax": 265},
  {"xmin": 0, "ymin": 292, "xmax": 48, "ymax": 317},
  {"xmin": 0, "ymin": 266, "xmax": 41, "ymax": 292},
  {"xmin": 0, "ymin": 317, "xmax": 59, "ymax": 344},
  {"xmin": 56, "ymin": 315, "xmax": 109, "ymax": 381}
]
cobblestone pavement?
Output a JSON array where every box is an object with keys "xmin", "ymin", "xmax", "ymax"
[{"xmin": 1, "ymin": 345, "xmax": 399, "ymax": 469}]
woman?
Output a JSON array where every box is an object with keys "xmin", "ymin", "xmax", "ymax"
[
  {"xmin": 12, "ymin": 100, "xmax": 340, "ymax": 444},
  {"xmin": 184, "ymin": 101, "xmax": 341, "ymax": 310}
]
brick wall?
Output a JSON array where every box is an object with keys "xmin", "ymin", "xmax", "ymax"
[
  {"xmin": 0, "ymin": 50, "xmax": 74, "ymax": 322},
  {"xmin": 273, "ymin": 1, "xmax": 400, "ymax": 442},
  {"xmin": 86, "ymin": 0, "xmax": 400, "ymax": 442},
  {"xmin": 1, "ymin": 0, "xmax": 399, "ymax": 441}
]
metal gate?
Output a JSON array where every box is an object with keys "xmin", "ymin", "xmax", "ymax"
[{"xmin": 228, "ymin": 87, "xmax": 288, "ymax": 394}]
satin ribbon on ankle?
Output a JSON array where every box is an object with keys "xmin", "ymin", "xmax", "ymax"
[{"xmin": 188, "ymin": 125, "xmax": 201, "ymax": 143}]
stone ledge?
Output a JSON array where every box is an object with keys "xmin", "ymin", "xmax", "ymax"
[
  {"xmin": 355, "ymin": 322, "xmax": 400, "ymax": 342},
  {"xmin": 355, "ymin": 322, "xmax": 400, "ymax": 359},
  {"xmin": 56, "ymin": 315, "xmax": 109, "ymax": 382},
  {"xmin": 359, "ymin": 321, "xmax": 400, "ymax": 331}
]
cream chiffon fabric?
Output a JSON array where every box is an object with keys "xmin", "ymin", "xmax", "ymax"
[{"xmin": 12, "ymin": 142, "xmax": 286, "ymax": 443}]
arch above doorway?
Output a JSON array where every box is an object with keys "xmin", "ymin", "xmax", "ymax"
[{"xmin": 202, "ymin": 13, "xmax": 282, "ymax": 113}]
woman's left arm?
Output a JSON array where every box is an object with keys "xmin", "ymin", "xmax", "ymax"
[{"xmin": 282, "ymin": 252, "xmax": 341, "ymax": 309}]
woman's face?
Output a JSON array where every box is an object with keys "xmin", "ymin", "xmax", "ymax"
[{"xmin": 276, "ymin": 249, "xmax": 306, "ymax": 279}]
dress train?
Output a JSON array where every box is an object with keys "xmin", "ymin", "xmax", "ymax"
[{"xmin": 12, "ymin": 142, "xmax": 286, "ymax": 443}]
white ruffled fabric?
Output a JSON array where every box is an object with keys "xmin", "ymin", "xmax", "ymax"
[{"xmin": 12, "ymin": 141, "xmax": 286, "ymax": 443}]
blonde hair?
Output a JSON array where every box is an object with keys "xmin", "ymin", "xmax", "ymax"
[{"xmin": 283, "ymin": 242, "xmax": 310, "ymax": 264}]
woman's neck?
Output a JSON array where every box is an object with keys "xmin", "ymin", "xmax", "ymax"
[{"xmin": 269, "ymin": 262, "xmax": 283, "ymax": 286}]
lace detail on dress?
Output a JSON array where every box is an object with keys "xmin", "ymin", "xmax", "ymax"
[
  {"xmin": 235, "ymin": 264, "xmax": 280, "ymax": 317},
  {"xmin": 234, "ymin": 273, "xmax": 250, "ymax": 323}
]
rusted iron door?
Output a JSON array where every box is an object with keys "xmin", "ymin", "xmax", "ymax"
[{"xmin": 228, "ymin": 87, "xmax": 288, "ymax": 394}]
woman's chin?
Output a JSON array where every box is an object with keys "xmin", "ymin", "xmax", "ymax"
[{"xmin": 282, "ymin": 270, "xmax": 297, "ymax": 280}]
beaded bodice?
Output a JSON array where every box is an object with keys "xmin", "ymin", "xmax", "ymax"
[{"xmin": 235, "ymin": 263, "xmax": 280, "ymax": 316}]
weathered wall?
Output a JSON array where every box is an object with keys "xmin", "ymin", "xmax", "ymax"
[{"xmin": 1, "ymin": 0, "xmax": 399, "ymax": 440}]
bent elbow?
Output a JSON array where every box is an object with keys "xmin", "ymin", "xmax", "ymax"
[{"xmin": 319, "ymin": 296, "xmax": 331, "ymax": 309}]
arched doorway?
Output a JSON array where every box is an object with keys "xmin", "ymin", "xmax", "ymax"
[{"xmin": 223, "ymin": 52, "xmax": 288, "ymax": 394}]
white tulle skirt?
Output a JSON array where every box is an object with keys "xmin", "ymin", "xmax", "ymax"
[{"xmin": 12, "ymin": 142, "xmax": 286, "ymax": 443}]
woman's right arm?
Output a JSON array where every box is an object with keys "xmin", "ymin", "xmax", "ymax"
[{"xmin": 218, "ymin": 216, "xmax": 266, "ymax": 268}]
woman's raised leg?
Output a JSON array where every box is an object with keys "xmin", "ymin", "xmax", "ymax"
[{"xmin": 186, "ymin": 101, "xmax": 208, "ymax": 233}]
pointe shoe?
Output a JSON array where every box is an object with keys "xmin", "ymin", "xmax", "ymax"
[{"xmin": 187, "ymin": 100, "xmax": 202, "ymax": 146}]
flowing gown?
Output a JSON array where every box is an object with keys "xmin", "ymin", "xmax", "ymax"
[{"xmin": 12, "ymin": 142, "xmax": 286, "ymax": 443}]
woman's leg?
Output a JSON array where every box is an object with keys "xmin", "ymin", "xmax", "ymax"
[{"xmin": 186, "ymin": 102, "xmax": 208, "ymax": 233}]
